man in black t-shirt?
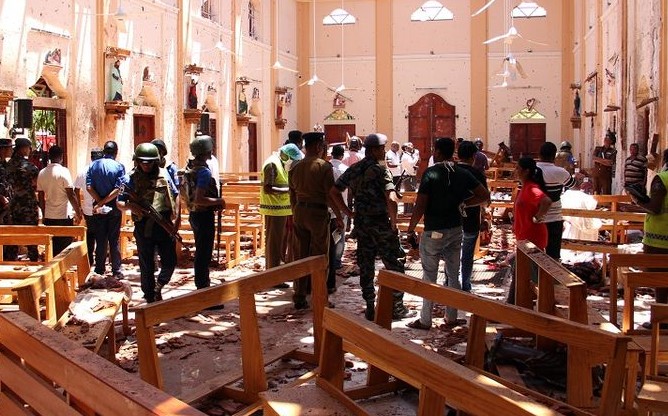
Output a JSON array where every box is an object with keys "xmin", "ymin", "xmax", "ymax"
[
  {"xmin": 456, "ymin": 141, "xmax": 490, "ymax": 292},
  {"xmin": 405, "ymin": 138, "xmax": 489, "ymax": 330}
]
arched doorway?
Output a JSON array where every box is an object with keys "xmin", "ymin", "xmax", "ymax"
[{"xmin": 407, "ymin": 93, "xmax": 456, "ymax": 177}]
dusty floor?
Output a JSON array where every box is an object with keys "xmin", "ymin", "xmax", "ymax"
[{"xmin": 4, "ymin": 221, "xmax": 653, "ymax": 415}]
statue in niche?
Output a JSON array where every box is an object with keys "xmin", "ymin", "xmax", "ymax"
[
  {"xmin": 143, "ymin": 66, "xmax": 151, "ymax": 81},
  {"xmin": 187, "ymin": 77, "xmax": 198, "ymax": 109},
  {"xmin": 110, "ymin": 59, "xmax": 123, "ymax": 101},
  {"xmin": 276, "ymin": 95, "xmax": 285, "ymax": 120},
  {"xmin": 333, "ymin": 93, "xmax": 345, "ymax": 108},
  {"xmin": 44, "ymin": 48, "xmax": 61, "ymax": 65},
  {"xmin": 573, "ymin": 90, "xmax": 581, "ymax": 117},
  {"xmin": 237, "ymin": 86, "xmax": 248, "ymax": 115}
]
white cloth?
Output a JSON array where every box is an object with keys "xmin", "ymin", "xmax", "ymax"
[
  {"xmin": 74, "ymin": 165, "xmax": 94, "ymax": 216},
  {"xmin": 37, "ymin": 162, "xmax": 74, "ymax": 219},
  {"xmin": 331, "ymin": 159, "xmax": 348, "ymax": 202},
  {"xmin": 207, "ymin": 155, "xmax": 220, "ymax": 188},
  {"xmin": 401, "ymin": 151, "xmax": 418, "ymax": 176},
  {"xmin": 385, "ymin": 150, "xmax": 402, "ymax": 177},
  {"xmin": 561, "ymin": 189, "xmax": 601, "ymax": 241},
  {"xmin": 342, "ymin": 150, "xmax": 362, "ymax": 167},
  {"xmin": 428, "ymin": 155, "xmax": 435, "ymax": 167}
]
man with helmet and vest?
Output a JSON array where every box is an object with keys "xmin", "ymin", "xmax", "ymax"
[
  {"xmin": 151, "ymin": 138, "xmax": 179, "ymax": 187},
  {"xmin": 87, "ymin": 141, "xmax": 125, "ymax": 278},
  {"xmin": 182, "ymin": 135, "xmax": 225, "ymax": 293},
  {"xmin": 117, "ymin": 143, "xmax": 180, "ymax": 303},
  {"xmin": 555, "ymin": 141, "xmax": 576, "ymax": 174},
  {"xmin": 260, "ymin": 143, "xmax": 303, "ymax": 278},
  {"xmin": 330, "ymin": 133, "xmax": 415, "ymax": 321},
  {"xmin": 5, "ymin": 137, "xmax": 40, "ymax": 261}
]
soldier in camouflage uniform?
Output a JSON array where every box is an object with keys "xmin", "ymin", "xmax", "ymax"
[
  {"xmin": 5, "ymin": 138, "xmax": 39, "ymax": 261},
  {"xmin": 330, "ymin": 133, "xmax": 415, "ymax": 321},
  {"xmin": 118, "ymin": 143, "xmax": 180, "ymax": 303},
  {"xmin": 0, "ymin": 139, "xmax": 13, "ymax": 226}
]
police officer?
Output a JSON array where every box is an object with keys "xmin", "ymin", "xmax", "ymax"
[
  {"xmin": 555, "ymin": 141, "xmax": 576, "ymax": 174},
  {"xmin": 182, "ymin": 135, "xmax": 225, "ymax": 292},
  {"xmin": 330, "ymin": 133, "xmax": 415, "ymax": 321},
  {"xmin": 5, "ymin": 138, "xmax": 39, "ymax": 261},
  {"xmin": 117, "ymin": 143, "xmax": 180, "ymax": 303}
]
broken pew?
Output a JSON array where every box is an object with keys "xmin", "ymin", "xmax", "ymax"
[
  {"xmin": 374, "ymin": 270, "xmax": 632, "ymax": 414},
  {"xmin": 261, "ymin": 308, "xmax": 564, "ymax": 416},
  {"xmin": 0, "ymin": 311, "xmax": 205, "ymax": 416},
  {"xmin": 131, "ymin": 255, "xmax": 328, "ymax": 408}
]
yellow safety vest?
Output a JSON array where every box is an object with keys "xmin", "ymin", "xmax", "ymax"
[
  {"xmin": 259, "ymin": 154, "xmax": 292, "ymax": 216},
  {"xmin": 643, "ymin": 171, "xmax": 668, "ymax": 249}
]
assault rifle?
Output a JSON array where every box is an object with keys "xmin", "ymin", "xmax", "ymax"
[
  {"xmin": 120, "ymin": 184, "xmax": 183, "ymax": 243},
  {"xmin": 393, "ymin": 169, "xmax": 410, "ymax": 199}
]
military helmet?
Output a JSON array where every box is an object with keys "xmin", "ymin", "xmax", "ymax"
[
  {"xmin": 134, "ymin": 143, "xmax": 160, "ymax": 161},
  {"xmin": 14, "ymin": 137, "xmax": 32, "ymax": 149},
  {"xmin": 560, "ymin": 141, "xmax": 572, "ymax": 150},
  {"xmin": 151, "ymin": 138, "xmax": 167, "ymax": 155},
  {"xmin": 364, "ymin": 133, "xmax": 388, "ymax": 148},
  {"xmin": 190, "ymin": 135, "xmax": 214, "ymax": 156}
]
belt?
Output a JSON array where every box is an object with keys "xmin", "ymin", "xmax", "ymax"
[{"xmin": 296, "ymin": 201, "xmax": 328, "ymax": 210}]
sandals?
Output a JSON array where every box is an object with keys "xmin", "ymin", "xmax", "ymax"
[
  {"xmin": 407, "ymin": 319, "xmax": 431, "ymax": 330},
  {"xmin": 440, "ymin": 319, "xmax": 467, "ymax": 329}
]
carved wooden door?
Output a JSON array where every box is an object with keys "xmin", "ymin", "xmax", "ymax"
[
  {"xmin": 248, "ymin": 122, "xmax": 258, "ymax": 173},
  {"xmin": 509, "ymin": 123, "xmax": 546, "ymax": 160},
  {"xmin": 324, "ymin": 124, "xmax": 355, "ymax": 145},
  {"xmin": 408, "ymin": 93, "xmax": 456, "ymax": 178}
]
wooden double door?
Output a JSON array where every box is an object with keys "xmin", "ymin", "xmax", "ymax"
[
  {"xmin": 508, "ymin": 123, "xmax": 546, "ymax": 160},
  {"xmin": 408, "ymin": 93, "xmax": 456, "ymax": 178}
]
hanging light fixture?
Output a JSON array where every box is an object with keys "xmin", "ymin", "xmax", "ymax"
[
  {"xmin": 300, "ymin": 0, "xmax": 332, "ymax": 88},
  {"xmin": 272, "ymin": 1, "xmax": 298, "ymax": 73}
]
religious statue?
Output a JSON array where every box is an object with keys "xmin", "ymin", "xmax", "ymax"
[
  {"xmin": 573, "ymin": 90, "xmax": 581, "ymax": 117},
  {"xmin": 237, "ymin": 86, "xmax": 248, "ymax": 115},
  {"xmin": 143, "ymin": 66, "xmax": 151, "ymax": 81},
  {"xmin": 44, "ymin": 48, "xmax": 62, "ymax": 65},
  {"xmin": 333, "ymin": 93, "xmax": 345, "ymax": 108},
  {"xmin": 110, "ymin": 60, "xmax": 123, "ymax": 101},
  {"xmin": 187, "ymin": 77, "xmax": 198, "ymax": 109},
  {"xmin": 276, "ymin": 95, "xmax": 285, "ymax": 120}
]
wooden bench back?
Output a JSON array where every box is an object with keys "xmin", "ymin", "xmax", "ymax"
[
  {"xmin": 132, "ymin": 255, "xmax": 328, "ymax": 403},
  {"xmin": 220, "ymin": 172, "xmax": 260, "ymax": 182},
  {"xmin": 0, "ymin": 234, "xmax": 53, "ymax": 262},
  {"xmin": 515, "ymin": 240, "xmax": 588, "ymax": 324},
  {"xmin": 12, "ymin": 241, "xmax": 89, "ymax": 326},
  {"xmin": 0, "ymin": 225, "xmax": 86, "ymax": 240},
  {"xmin": 375, "ymin": 270, "xmax": 631, "ymax": 415},
  {"xmin": 318, "ymin": 308, "xmax": 563, "ymax": 415},
  {"xmin": 0, "ymin": 311, "xmax": 205, "ymax": 416}
]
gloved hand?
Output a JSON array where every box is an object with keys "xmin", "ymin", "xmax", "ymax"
[{"xmin": 407, "ymin": 231, "xmax": 419, "ymax": 250}]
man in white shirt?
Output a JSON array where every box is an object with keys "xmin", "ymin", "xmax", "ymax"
[
  {"xmin": 74, "ymin": 148, "xmax": 103, "ymax": 265},
  {"xmin": 400, "ymin": 142, "xmax": 419, "ymax": 213},
  {"xmin": 37, "ymin": 145, "xmax": 83, "ymax": 256},
  {"xmin": 385, "ymin": 141, "xmax": 402, "ymax": 182}
]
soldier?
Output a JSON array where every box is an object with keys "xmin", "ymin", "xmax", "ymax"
[
  {"xmin": 182, "ymin": 135, "xmax": 225, "ymax": 294},
  {"xmin": 0, "ymin": 139, "xmax": 13, "ymax": 226},
  {"xmin": 117, "ymin": 143, "xmax": 180, "ymax": 303},
  {"xmin": 330, "ymin": 133, "xmax": 415, "ymax": 321},
  {"xmin": 555, "ymin": 141, "xmax": 576, "ymax": 174},
  {"xmin": 151, "ymin": 138, "xmax": 179, "ymax": 187},
  {"xmin": 5, "ymin": 138, "xmax": 39, "ymax": 261}
]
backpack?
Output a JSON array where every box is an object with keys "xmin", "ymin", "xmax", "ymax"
[{"xmin": 180, "ymin": 164, "xmax": 218, "ymax": 212}]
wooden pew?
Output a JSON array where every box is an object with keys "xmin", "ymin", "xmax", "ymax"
[
  {"xmin": 261, "ymin": 308, "xmax": 563, "ymax": 416},
  {"xmin": 0, "ymin": 234, "xmax": 53, "ymax": 263},
  {"xmin": 12, "ymin": 241, "xmax": 129, "ymax": 362},
  {"xmin": 0, "ymin": 311, "xmax": 205, "ymax": 416},
  {"xmin": 132, "ymin": 255, "xmax": 328, "ymax": 406},
  {"xmin": 374, "ymin": 270, "xmax": 632, "ymax": 414},
  {"xmin": 515, "ymin": 240, "xmax": 588, "ymax": 325},
  {"xmin": 179, "ymin": 203, "xmax": 243, "ymax": 267}
]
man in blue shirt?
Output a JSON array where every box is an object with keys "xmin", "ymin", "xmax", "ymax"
[{"xmin": 86, "ymin": 141, "xmax": 125, "ymax": 278}]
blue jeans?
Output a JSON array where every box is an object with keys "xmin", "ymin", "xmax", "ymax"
[
  {"xmin": 460, "ymin": 231, "xmax": 479, "ymax": 292},
  {"xmin": 418, "ymin": 227, "xmax": 462, "ymax": 324}
]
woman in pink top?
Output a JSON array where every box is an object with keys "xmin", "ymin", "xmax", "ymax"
[{"xmin": 514, "ymin": 157, "xmax": 552, "ymax": 249}]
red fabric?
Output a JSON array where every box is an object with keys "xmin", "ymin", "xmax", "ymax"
[{"xmin": 514, "ymin": 181, "xmax": 548, "ymax": 249}]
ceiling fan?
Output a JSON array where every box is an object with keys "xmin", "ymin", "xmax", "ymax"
[
  {"xmin": 483, "ymin": 23, "xmax": 547, "ymax": 46},
  {"xmin": 471, "ymin": 0, "xmax": 497, "ymax": 17},
  {"xmin": 496, "ymin": 53, "xmax": 527, "ymax": 80},
  {"xmin": 300, "ymin": 0, "xmax": 332, "ymax": 88}
]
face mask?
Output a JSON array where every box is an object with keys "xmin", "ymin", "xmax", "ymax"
[{"xmin": 284, "ymin": 159, "xmax": 294, "ymax": 172}]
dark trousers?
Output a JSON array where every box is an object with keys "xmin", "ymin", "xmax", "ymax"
[
  {"xmin": 43, "ymin": 218, "xmax": 74, "ymax": 257},
  {"xmin": 83, "ymin": 214, "xmax": 97, "ymax": 265},
  {"xmin": 190, "ymin": 210, "xmax": 215, "ymax": 289},
  {"xmin": 545, "ymin": 220, "xmax": 564, "ymax": 260},
  {"xmin": 644, "ymin": 244, "xmax": 668, "ymax": 303},
  {"xmin": 135, "ymin": 218, "xmax": 177, "ymax": 302},
  {"xmin": 93, "ymin": 209, "xmax": 122, "ymax": 275},
  {"xmin": 328, "ymin": 217, "xmax": 346, "ymax": 290}
]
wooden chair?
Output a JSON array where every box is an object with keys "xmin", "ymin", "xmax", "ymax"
[{"xmin": 636, "ymin": 304, "xmax": 668, "ymax": 415}]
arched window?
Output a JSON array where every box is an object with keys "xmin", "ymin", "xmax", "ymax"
[
  {"xmin": 411, "ymin": 1, "xmax": 454, "ymax": 22},
  {"xmin": 323, "ymin": 8, "xmax": 356, "ymax": 25},
  {"xmin": 248, "ymin": 1, "xmax": 258, "ymax": 40},
  {"xmin": 511, "ymin": 2, "xmax": 547, "ymax": 18}
]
